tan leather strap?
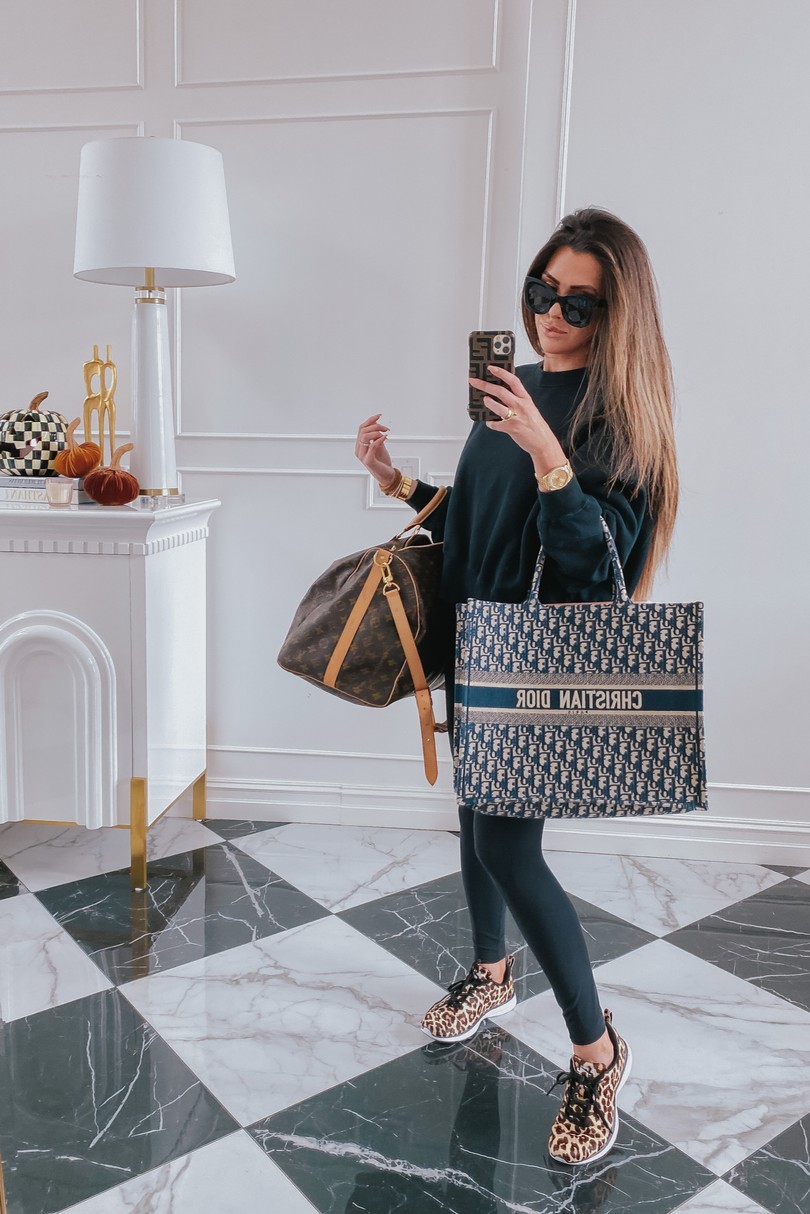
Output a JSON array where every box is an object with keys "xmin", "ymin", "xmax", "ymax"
[
  {"xmin": 324, "ymin": 489, "xmax": 445, "ymax": 688},
  {"xmin": 324, "ymin": 535, "xmax": 442, "ymax": 783},
  {"xmin": 394, "ymin": 485, "xmax": 447, "ymax": 544},
  {"xmin": 324, "ymin": 560, "xmax": 384, "ymax": 688},
  {"xmin": 382, "ymin": 575, "xmax": 439, "ymax": 785}
]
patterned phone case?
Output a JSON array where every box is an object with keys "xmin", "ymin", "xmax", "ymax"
[{"xmin": 468, "ymin": 330, "xmax": 515, "ymax": 421}]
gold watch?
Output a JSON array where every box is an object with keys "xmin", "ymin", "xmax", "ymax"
[{"xmin": 537, "ymin": 461, "xmax": 574, "ymax": 492}]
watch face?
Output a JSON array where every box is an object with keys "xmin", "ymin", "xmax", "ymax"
[{"xmin": 548, "ymin": 466, "xmax": 570, "ymax": 489}]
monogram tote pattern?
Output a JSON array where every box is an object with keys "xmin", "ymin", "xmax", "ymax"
[{"xmin": 453, "ymin": 522, "xmax": 707, "ymax": 819}]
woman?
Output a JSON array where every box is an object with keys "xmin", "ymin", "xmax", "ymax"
[{"xmin": 355, "ymin": 208, "xmax": 678, "ymax": 1166}]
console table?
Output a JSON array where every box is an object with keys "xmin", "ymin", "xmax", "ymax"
[{"xmin": 0, "ymin": 499, "xmax": 220, "ymax": 888}]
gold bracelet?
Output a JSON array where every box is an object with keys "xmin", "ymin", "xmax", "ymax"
[
  {"xmin": 396, "ymin": 475, "xmax": 414, "ymax": 501},
  {"xmin": 381, "ymin": 469, "xmax": 404, "ymax": 497}
]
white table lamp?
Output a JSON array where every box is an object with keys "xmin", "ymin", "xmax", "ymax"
[{"xmin": 74, "ymin": 137, "xmax": 235, "ymax": 500}]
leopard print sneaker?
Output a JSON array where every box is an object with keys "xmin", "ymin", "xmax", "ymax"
[
  {"xmin": 421, "ymin": 957, "xmax": 516, "ymax": 1042},
  {"xmin": 547, "ymin": 1010, "xmax": 631, "ymax": 1166}
]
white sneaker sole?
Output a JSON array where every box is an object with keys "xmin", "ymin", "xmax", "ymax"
[
  {"xmin": 548, "ymin": 1042, "xmax": 634, "ymax": 1167},
  {"xmin": 420, "ymin": 992, "xmax": 517, "ymax": 1043}
]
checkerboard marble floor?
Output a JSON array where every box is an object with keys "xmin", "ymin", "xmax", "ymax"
[{"xmin": 1, "ymin": 817, "xmax": 809, "ymax": 1214}]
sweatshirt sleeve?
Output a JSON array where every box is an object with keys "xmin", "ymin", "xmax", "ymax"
[
  {"xmin": 408, "ymin": 479, "xmax": 452, "ymax": 541},
  {"xmin": 536, "ymin": 428, "xmax": 647, "ymax": 593}
]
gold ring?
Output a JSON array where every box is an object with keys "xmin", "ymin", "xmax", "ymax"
[{"xmin": 504, "ymin": 408, "xmax": 515, "ymax": 420}]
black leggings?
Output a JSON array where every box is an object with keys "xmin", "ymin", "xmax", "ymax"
[
  {"xmin": 458, "ymin": 805, "xmax": 605, "ymax": 1046},
  {"xmin": 445, "ymin": 650, "xmax": 604, "ymax": 1046}
]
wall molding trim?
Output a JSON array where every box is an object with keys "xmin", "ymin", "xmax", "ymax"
[
  {"xmin": 555, "ymin": 0, "xmax": 577, "ymax": 221},
  {"xmin": 0, "ymin": 0, "xmax": 143, "ymax": 96},
  {"xmin": 203, "ymin": 773, "xmax": 810, "ymax": 864},
  {"xmin": 173, "ymin": 0, "xmax": 500, "ymax": 89},
  {"xmin": 176, "ymin": 432, "xmax": 468, "ymax": 443}
]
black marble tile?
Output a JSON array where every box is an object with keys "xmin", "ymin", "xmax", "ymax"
[
  {"xmin": 762, "ymin": 864, "xmax": 808, "ymax": 877},
  {"xmin": 36, "ymin": 842, "xmax": 330, "ymax": 984},
  {"xmin": 666, "ymin": 878, "xmax": 810, "ymax": 1013},
  {"xmin": 249, "ymin": 1028, "xmax": 715, "ymax": 1214},
  {"xmin": 725, "ymin": 1110, "xmax": 810, "ymax": 1214},
  {"xmin": 0, "ymin": 988, "xmax": 237, "ymax": 1214},
  {"xmin": 571, "ymin": 893, "xmax": 657, "ymax": 974},
  {"xmin": 339, "ymin": 870, "xmax": 654, "ymax": 1001},
  {"xmin": 0, "ymin": 857, "xmax": 25, "ymax": 901},
  {"xmin": 202, "ymin": 818, "xmax": 289, "ymax": 841}
]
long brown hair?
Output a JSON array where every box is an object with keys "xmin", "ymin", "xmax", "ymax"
[{"xmin": 522, "ymin": 208, "xmax": 678, "ymax": 599}]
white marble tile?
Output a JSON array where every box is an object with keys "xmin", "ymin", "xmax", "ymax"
[
  {"xmin": 0, "ymin": 816, "xmax": 221, "ymax": 891},
  {"xmin": 507, "ymin": 938, "xmax": 810, "ymax": 1176},
  {"xmin": 121, "ymin": 914, "xmax": 442, "ymax": 1126},
  {"xmin": 0, "ymin": 892, "xmax": 111, "ymax": 1021},
  {"xmin": 674, "ymin": 1179, "xmax": 771, "ymax": 1213},
  {"xmin": 57, "ymin": 1130, "xmax": 318, "ymax": 1213},
  {"xmin": 546, "ymin": 851, "xmax": 785, "ymax": 936},
  {"xmin": 232, "ymin": 822, "xmax": 461, "ymax": 911},
  {"xmin": 794, "ymin": 869, "xmax": 810, "ymax": 886}
]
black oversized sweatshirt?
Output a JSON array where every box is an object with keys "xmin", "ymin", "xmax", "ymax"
[{"xmin": 408, "ymin": 363, "xmax": 652, "ymax": 608}]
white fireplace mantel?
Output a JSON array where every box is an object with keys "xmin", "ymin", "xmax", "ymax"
[{"xmin": 0, "ymin": 499, "xmax": 220, "ymax": 887}]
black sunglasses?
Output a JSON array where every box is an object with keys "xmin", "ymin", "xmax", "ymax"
[{"xmin": 524, "ymin": 276, "xmax": 605, "ymax": 328}]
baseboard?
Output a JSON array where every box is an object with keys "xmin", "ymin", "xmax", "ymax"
[
  {"xmin": 204, "ymin": 777, "xmax": 810, "ymax": 865},
  {"xmin": 205, "ymin": 776, "xmax": 457, "ymax": 830}
]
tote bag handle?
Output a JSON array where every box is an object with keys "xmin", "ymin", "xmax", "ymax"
[{"xmin": 529, "ymin": 517, "xmax": 629, "ymax": 604}]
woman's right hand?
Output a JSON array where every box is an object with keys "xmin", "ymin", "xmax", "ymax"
[{"xmin": 355, "ymin": 413, "xmax": 396, "ymax": 489}]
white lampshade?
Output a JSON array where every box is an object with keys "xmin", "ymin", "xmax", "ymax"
[{"xmin": 74, "ymin": 137, "xmax": 235, "ymax": 287}]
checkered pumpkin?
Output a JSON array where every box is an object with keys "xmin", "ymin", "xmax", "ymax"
[{"xmin": 0, "ymin": 391, "xmax": 69, "ymax": 476}]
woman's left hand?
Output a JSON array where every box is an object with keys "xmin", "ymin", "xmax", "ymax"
[{"xmin": 469, "ymin": 366, "xmax": 567, "ymax": 473}]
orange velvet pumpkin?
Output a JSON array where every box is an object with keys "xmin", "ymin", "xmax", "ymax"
[
  {"xmin": 83, "ymin": 443, "xmax": 140, "ymax": 505},
  {"xmin": 53, "ymin": 418, "xmax": 101, "ymax": 478}
]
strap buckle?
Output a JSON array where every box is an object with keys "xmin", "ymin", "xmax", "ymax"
[{"xmin": 374, "ymin": 549, "xmax": 400, "ymax": 595}]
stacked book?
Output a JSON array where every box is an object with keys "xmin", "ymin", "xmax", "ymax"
[{"xmin": 0, "ymin": 475, "xmax": 90, "ymax": 505}]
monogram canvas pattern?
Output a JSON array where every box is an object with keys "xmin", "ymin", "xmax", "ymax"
[
  {"xmin": 457, "ymin": 722, "xmax": 705, "ymax": 818},
  {"xmin": 453, "ymin": 530, "xmax": 707, "ymax": 819},
  {"xmin": 278, "ymin": 534, "xmax": 444, "ymax": 708},
  {"xmin": 421, "ymin": 958, "xmax": 516, "ymax": 1042},
  {"xmin": 457, "ymin": 598, "xmax": 701, "ymax": 681},
  {"xmin": 548, "ymin": 1011, "xmax": 631, "ymax": 1166}
]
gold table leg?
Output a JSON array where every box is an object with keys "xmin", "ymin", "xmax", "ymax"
[
  {"xmin": 129, "ymin": 769, "xmax": 206, "ymax": 889},
  {"xmin": 192, "ymin": 770, "xmax": 207, "ymax": 821},
  {"xmin": 0, "ymin": 1145, "xmax": 8, "ymax": 1214},
  {"xmin": 130, "ymin": 777, "xmax": 148, "ymax": 891}
]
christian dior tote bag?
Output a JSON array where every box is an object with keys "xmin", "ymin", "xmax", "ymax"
[{"xmin": 453, "ymin": 521, "xmax": 707, "ymax": 819}]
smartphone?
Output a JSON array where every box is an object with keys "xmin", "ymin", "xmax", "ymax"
[{"xmin": 468, "ymin": 330, "xmax": 515, "ymax": 421}]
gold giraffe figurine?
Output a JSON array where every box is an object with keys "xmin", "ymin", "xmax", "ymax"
[{"xmin": 82, "ymin": 344, "xmax": 117, "ymax": 463}]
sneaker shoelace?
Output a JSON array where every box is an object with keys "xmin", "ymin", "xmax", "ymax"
[
  {"xmin": 443, "ymin": 967, "xmax": 490, "ymax": 1011},
  {"xmin": 548, "ymin": 1065, "xmax": 610, "ymax": 1131}
]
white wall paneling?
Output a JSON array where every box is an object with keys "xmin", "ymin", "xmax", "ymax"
[
  {"xmin": 2, "ymin": 0, "xmax": 808, "ymax": 860},
  {"xmin": 175, "ymin": 109, "xmax": 495, "ymax": 438},
  {"xmin": 0, "ymin": 1, "xmax": 142, "ymax": 94},
  {"xmin": 176, "ymin": 0, "xmax": 500, "ymax": 86}
]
